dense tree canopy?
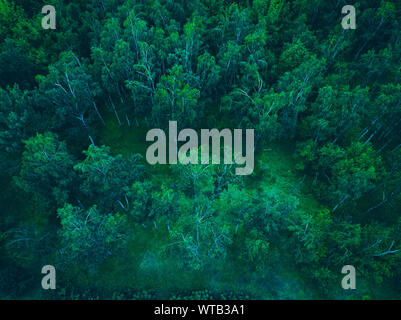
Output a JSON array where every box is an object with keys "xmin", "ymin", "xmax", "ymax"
[{"xmin": 1, "ymin": 0, "xmax": 401, "ymax": 300}]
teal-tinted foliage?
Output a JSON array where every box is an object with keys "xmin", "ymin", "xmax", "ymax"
[{"xmin": 1, "ymin": 0, "xmax": 401, "ymax": 299}]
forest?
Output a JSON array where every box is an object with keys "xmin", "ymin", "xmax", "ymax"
[{"xmin": 1, "ymin": 0, "xmax": 401, "ymax": 300}]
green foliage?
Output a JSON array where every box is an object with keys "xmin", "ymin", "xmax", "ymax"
[
  {"xmin": 57, "ymin": 204, "xmax": 128, "ymax": 271},
  {"xmin": 74, "ymin": 145, "xmax": 143, "ymax": 210},
  {"xmin": 15, "ymin": 132, "xmax": 77, "ymax": 208},
  {"xmin": 2, "ymin": 0, "xmax": 401, "ymax": 300}
]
